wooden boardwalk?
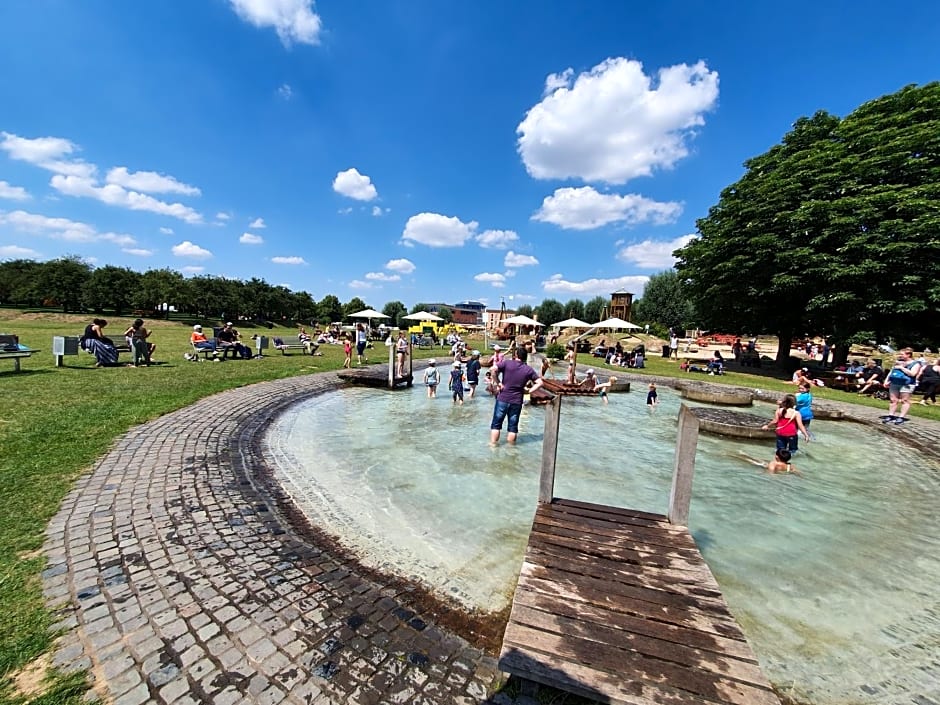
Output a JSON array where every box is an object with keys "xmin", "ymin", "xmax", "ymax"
[{"xmin": 499, "ymin": 498, "xmax": 780, "ymax": 705}]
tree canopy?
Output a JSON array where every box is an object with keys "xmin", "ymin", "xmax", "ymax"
[
  {"xmin": 675, "ymin": 82, "xmax": 940, "ymax": 362},
  {"xmin": 632, "ymin": 270, "xmax": 695, "ymax": 331}
]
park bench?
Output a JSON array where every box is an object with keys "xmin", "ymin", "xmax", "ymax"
[
  {"xmin": 270, "ymin": 336, "xmax": 318, "ymax": 355},
  {"xmin": 0, "ymin": 334, "xmax": 36, "ymax": 372}
]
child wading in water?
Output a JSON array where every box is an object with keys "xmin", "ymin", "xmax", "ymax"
[
  {"xmin": 448, "ymin": 361, "xmax": 465, "ymax": 405},
  {"xmin": 423, "ymin": 359, "xmax": 439, "ymax": 398},
  {"xmin": 647, "ymin": 383, "xmax": 658, "ymax": 406},
  {"xmin": 741, "ymin": 449, "xmax": 802, "ymax": 476},
  {"xmin": 593, "ymin": 376, "xmax": 617, "ymax": 405}
]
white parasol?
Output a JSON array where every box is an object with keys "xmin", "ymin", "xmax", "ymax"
[
  {"xmin": 500, "ymin": 314, "xmax": 543, "ymax": 327},
  {"xmin": 402, "ymin": 311, "xmax": 444, "ymax": 322},
  {"xmin": 551, "ymin": 317, "xmax": 592, "ymax": 329}
]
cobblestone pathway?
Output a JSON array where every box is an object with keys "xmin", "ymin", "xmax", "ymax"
[{"xmin": 42, "ymin": 370, "xmax": 940, "ymax": 704}]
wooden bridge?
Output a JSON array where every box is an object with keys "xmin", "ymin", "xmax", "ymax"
[{"xmin": 499, "ymin": 401, "xmax": 781, "ymax": 705}]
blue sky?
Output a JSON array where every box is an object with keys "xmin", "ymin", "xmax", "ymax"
[{"xmin": 1, "ymin": 1, "xmax": 938, "ymax": 311}]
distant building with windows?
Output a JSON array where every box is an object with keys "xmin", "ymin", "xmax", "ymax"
[{"xmin": 451, "ymin": 300, "xmax": 486, "ymax": 326}]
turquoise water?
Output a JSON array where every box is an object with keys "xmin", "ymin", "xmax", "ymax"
[{"xmin": 265, "ymin": 384, "xmax": 940, "ymax": 705}]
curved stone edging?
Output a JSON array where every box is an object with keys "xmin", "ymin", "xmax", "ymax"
[
  {"xmin": 42, "ymin": 371, "xmax": 505, "ymax": 705},
  {"xmin": 679, "ymin": 384, "xmax": 753, "ymax": 406}
]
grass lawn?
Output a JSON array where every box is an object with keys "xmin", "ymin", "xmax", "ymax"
[{"xmin": 0, "ymin": 310, "xmax": 935, "ymax": 703}]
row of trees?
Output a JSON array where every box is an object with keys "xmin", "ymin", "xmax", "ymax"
[{"xmin": 0, "ymin": 257, "xmax": 630, "ymax": 330}]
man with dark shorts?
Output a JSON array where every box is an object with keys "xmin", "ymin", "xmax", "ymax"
[
  {"xmin": 490, "ymin": 345, "xmax": 543, "ymax": 445},
  {"xmin": 466, "ymin": 349, "xmax": 482, "ymax": 398}
]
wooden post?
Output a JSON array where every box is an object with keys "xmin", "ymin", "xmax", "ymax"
[
  {"xmin": 388, "ymin": 338, "xmax": 395, "ymax": 388},
  {"xmin": 538, "ymin": 394, "xmax": 561, "ymax": 504},
  {"xmin": 668, "ymin": 404, "xmax": 700, "ymax": 526},
  {"xmin": 407, "ymin": 341, "xmax": 413, "ymax": 387}
]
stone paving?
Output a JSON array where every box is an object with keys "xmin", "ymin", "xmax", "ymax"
[{"xmin": 42, "ymin": 369, "xmax": 940, "ymax": 704}]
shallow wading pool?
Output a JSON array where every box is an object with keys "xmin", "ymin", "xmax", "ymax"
[{"xmin": 265, "ymin": 384, "xmax": 940, "ymax": 705}]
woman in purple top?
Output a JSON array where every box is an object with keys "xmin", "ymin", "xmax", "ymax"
[{"xmin": 489, "ymin": 346, "xmax": 544, "ymax": 445}]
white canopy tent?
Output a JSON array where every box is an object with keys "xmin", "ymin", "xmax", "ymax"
[
  {"xmin": 589, "ymin": 317, "xmax": 642, "ymax": 331},
  {"xmin": 349, "ymin": 309, "xmax": 389, "ymax": 320},
  {"xmin": 402, "ymin": 311, "xmax": 444, "ymax": 322},
  {"xmin": 501, "ymin": 314, "xmax": 543, "ymax": 327},
  {"xmin": 551, "ymin": 317, "xmax": 592, "ymax": 330}
]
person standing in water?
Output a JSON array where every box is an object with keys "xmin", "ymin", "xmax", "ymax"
[
  {"xmin": 449, "ymin": 361, "xmax": 465, "ymax": 405},
  {"xmin": 489, "ymin": 345, "xmax": 543, "ymax": 445},
  {"xmin": 647, "ymin": 383, "xmax": 658, "ymax": 406},
  {"xmin": 423, "ymin": 359, "xmax": 439, "ymax": 398},
  {"xmin": 762, "ymin": 394, "xmax": 810, "ymax": 453}
]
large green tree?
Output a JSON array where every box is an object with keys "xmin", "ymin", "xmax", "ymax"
[
  {"xmin": 535, "ymin": 298, "xmax": 564, "ymax": 326},
  {"xmin": 36, "ymin": 256, "xmax": 92, "ymax": 312},
  {"xmin": 676, "ymin": 83, "xmax": 940, "ymax": 365},
  {"xmin": 317, "ymin": 295, "xmax": 343, "ymax": 325},
  {"xmin": 382, "ymin": 300, "xmax": 407, "ymax": 328},
  {"xmin": 563, "ymin": 299, "xmax": 586, "ymax": 321},
  {"xmin": 83, "ymin": 265, "xmax": 140, "ymax": 315},
  {"xmin": 584, "ymin": 296, "xmax": 606, "ymax": 323},
  {"xmin": 632, "ymin": 270, "xmax": 695, "ymax": 331}
]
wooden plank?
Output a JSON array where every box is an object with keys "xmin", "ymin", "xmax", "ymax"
[
  {"xmin": 549, "ymin": 497, "xmax": 670, "ymax": 524},
  {"xmin": 531, "ymin": 515, "xmax": 701, "ymax": 555},
  {"xmin": 535, "ymin": 505, "xmax": 699, "ymax": 547},
  {"xmin": 502, "ymin": 622, "xmax": 779, "ymax": 705},
  {"xmin": 520, "ymin": 561, "xmax": 740, "ymax": 626},
  {"xmin": 527, "ymin": 527, "xmax": 714, "ymax": 575},
  {"xmin": 499, "ymin": 646, "xmax": 729, "ymax": 705},
  {"xmin": 507, "ymin": 603, "xmax": 769, "ymax": 686},
  {"xmin": 511, "ymin": 587, "xmax": 754, "ymax": 660},
  {"xmin": 524, "ymin": 540, "xmax": 723, "ymax": 597}
]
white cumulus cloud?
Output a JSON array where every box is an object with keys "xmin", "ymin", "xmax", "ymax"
[
  {"xmin": 0, "ymin": 181, "xmax": 30, "ymax": 200},
  {"xmin": 533, "ymin": 186, "xmax": 681, "ymax": 230},
  {"xmin": 401, "ymin": 212, "xmax": 477, "ymax": 248},
  {"xmin": 228, "ymin": 0, "xmax": 322, "ymax": 46},
  {"xmin": 0, "ymin": 244, "xmax": 41, "ymax": 258},
  {"xmin": 0, "ymin": 131, "xmax": 96, "ymax": 178},
  {"xmin": 385, "ymin": 258, "xmax": 415, "ymax": 274},
  {"xmin": 159, "ymin": 226, "xmax": 174, "ymax": 235},
  {"xmin": 542, "ymin": 273, "xmax": 650, "ymax": 298},
  {"xmin": 239, "ymin": 232, "xmax": 265, "ymax": 245},
  {"xmin": 505, "ymin": 251, "xmax": 539, "ymax": 268},
  {"xmin": 172, "ymin": 241, "xmax": 213, "ymax": 259},
  {"xmin": 517, "ymin": 58, "xmax": 719, "ymax": 184},
  {"xmin": 216, "ymin": 212, "xmax": 231, "ymax": 221},
  {"xmin": 122, "ymin": 248, "xmax": 154, "ymax": 256},
  {"xmin": 333, "ymin": 168, "xmax": 378, "ymax": 201},
  {"xmin": 106, "ymin": 167, "xmax": 200, "ymax": 196},
  {"xmin": 277, "ymin": 83, "xmax": 293, "ymax": 100},
  {"xmin": 348, "ymin": 280, "xmax": 373, "ymax": 290},
  {"xmin": 249, "ymin": 217, "xmax": 266, "ymax": 228},
  {"xmin": 365, "ymin": 272, "xmax": 400, "ymax": 282},
  {"xmin": 617, "ymin": 234, "xmax": 697, "ymax": 269},
  {"xmin": 271, "ymin": 256, "xmax": 307, "ymax": 265},
  {"xmin": 474, "ymin": 272, "xmax": 506, "ymax": 288},
  {"xmin": 51, "ymin": 174, "xmax": 203, "ymax": 224},
  {"xmin": 475, "ymin": 229, "xmax": 518, "ymax": 249},
  {"xmin": 0, "ymin": 209, "xmax": 135, "ymax": 246}
]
